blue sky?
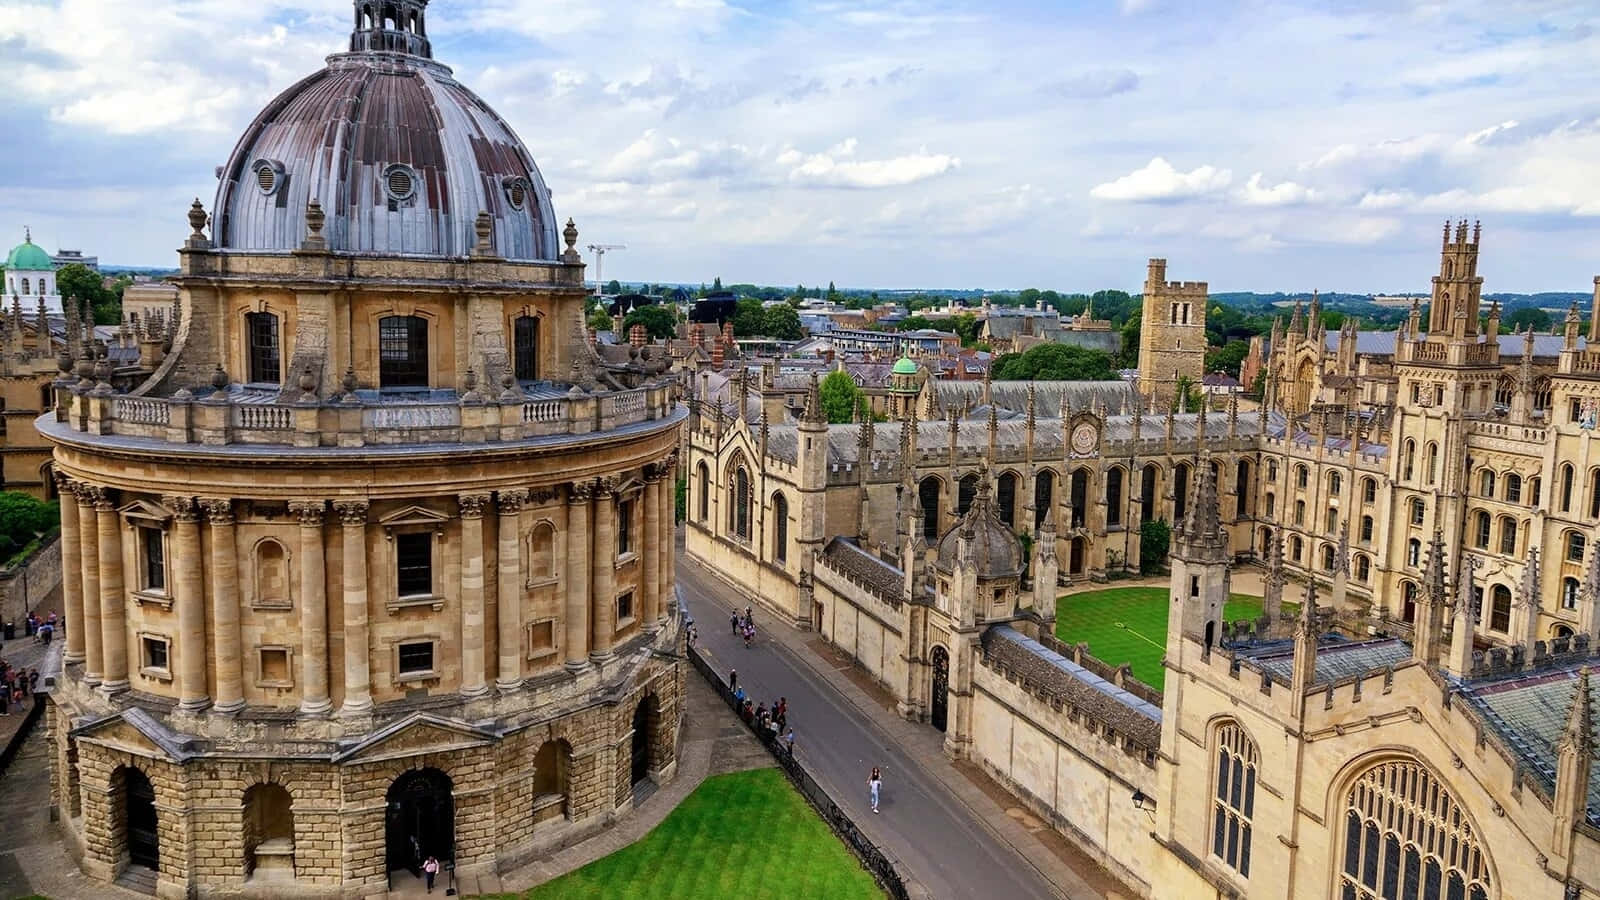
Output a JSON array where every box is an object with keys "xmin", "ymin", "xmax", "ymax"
[{"xmin": 2, "ymin": 0, "xmax": 1598, "ymax": 293}]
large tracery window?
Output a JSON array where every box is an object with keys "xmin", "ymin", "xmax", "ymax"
[
  {"xmin": 1338, "ymin": 760, "xmax": 1492, "ymax": 900},
  {"xmin": 731, "ymin": 466, "xmax": 751, "ymax": 540},
  {"xmin": 1211, "ymin": 722, "xmax": 1257, "ymax": 878}
]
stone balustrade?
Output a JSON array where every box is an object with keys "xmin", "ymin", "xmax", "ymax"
[{"xmin": 66, "ymin": 381, "xmax": 678, "ymax": 449}]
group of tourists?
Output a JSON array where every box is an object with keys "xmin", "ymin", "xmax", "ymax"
[
  {"xmin": 727, "ymin": 670, "xmax": 796, "ymax": 755},
  {"xmin": 25, "ymin": 610, "xmax": 58, "ymax": 646},
  {"xmin": 731, "ymin": 605, "xmax": 757, "ymax": 647},
  {"xmin": 0, "ymin": 660, "xmax": 40, "ymax": 714}
]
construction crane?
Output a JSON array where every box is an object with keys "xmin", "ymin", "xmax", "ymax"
[{"xmin": 586, "ymin": 243, "xmax": 626, "ymax": 297}]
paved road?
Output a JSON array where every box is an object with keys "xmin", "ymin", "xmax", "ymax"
[{"xmin": 679, "ymin": 561, "xmax": 1067, "ymax": 900}]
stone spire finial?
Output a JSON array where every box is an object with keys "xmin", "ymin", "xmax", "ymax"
[
  {"xmin": 1298, "ymin": 578, "xmax": 1319, "ymax": 638},
  {"xmin": 1425, "ymin": 530, "xmax": 1448, "ymax": 604},
  {"xmin": 1196, "ymin": 394, "xmax": 1208, "ymax": 444},
  {"xmin": 1561, "ymin": 668, "xmax": 1594, "ymax": 757},
  {"xmin": 801, "ymin": 372, "xmax": 823, "ymax": 425},
  {"xmin": 1177, "ymin": 451, "xmax": 1225, "ymax": 558},
  {"xmin": 1025, "ymin": 382, "xmax": 1037, "ymax": 430}
]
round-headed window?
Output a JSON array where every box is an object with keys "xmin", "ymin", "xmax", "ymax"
[
  {"xmin": 385, "ymin": 165, "xmax": 417, "ymax": 201},
  {"xmin": 252, "ymin": 159, "xmax": 282, "ymax": 195},
  {"xmin": 509, "ymin": 181, "xmax": 526, "ymax": 209}
]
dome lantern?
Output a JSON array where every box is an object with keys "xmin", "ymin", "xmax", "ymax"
[{"xmin": 350, "ymin": 0, "xmax": 432, "ymax": 58}]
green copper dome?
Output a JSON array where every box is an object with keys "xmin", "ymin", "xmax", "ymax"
[
  {"xmin": 5, "ymin": 235, "xmax": 53, "ymax": 271},
  {"xmin": 892, "ymin": 356, "xmax": 918, "ymax": 376}
]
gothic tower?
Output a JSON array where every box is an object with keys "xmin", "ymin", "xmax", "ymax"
[
  {"xmin": 1428, "ymin": 220, "xmax": 1484, "ymax": 337},
  {"xmin": 1166, "ymin": 450, "xmax": 1229, "ymax": 656},
  {"xmin": 1138, "ymin": 258, "xmax": 1208, "ymax": 403}
]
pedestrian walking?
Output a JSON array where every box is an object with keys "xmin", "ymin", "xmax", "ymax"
[
  {"xmin": 422, "ymin": 855, "xmax": 439, "ymax": 892},
  {"xmin": 729, "ymin": 668, "xmax": 737, "ymax": 691},
  {"xmin": 869, "ymin": 767, "xmax": 882, "ymax": 814},
  {"xmin": 784, "ymin": 727, "xmax": 795, "ymax": 755},
  {"xmin": 731, "ymin": 612, "xmax": 739, "ymax": 634}
]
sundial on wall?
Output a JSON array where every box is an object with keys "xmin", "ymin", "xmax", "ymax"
[{"xmin": 1071, "ymin": 421, "xmax": 1098, "ymax": 455}]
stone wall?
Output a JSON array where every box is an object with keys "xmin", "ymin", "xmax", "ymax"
[{"xmin": 0, "ymin": 532, "xmax": 61, "ymax": 626}]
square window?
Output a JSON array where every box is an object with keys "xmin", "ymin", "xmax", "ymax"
[
  {"xmin": 259, "ymin": 647, "xmax": 290, "ymax": 686},
  {"xmin": 142, "ymin": 636, "xmax": 169, "ymax": 672},
  {"xmin": 528, "ymin": 619, "xmax": 556, "ymax": 658},
  {"xmin": 398, "ymin": 641, "xmax": 434, "ymax": 675},
  {"xmin": 396, "ymin": 532, "xmax": 432, "ymax": 596},
  {"xmin": 617, "ymin": 591, "xmax": 635, "ymax": 623}
]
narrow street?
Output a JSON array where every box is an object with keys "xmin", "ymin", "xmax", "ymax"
[{"xmin": 679, "ymin": 558, "xmax": 1099, "ymax": 900}]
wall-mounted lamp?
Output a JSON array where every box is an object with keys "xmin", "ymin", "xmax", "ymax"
[{"xmin": 1131, "ymin": 789, "xmax": 1153, "ymax": 812}]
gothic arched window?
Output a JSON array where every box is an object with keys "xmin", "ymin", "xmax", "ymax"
[
  {"xmin": 1402, "ymin": 582, "xmax": 1418, "ymax": 623},
  {"xmin": 920, "ymin": 477, "xmax": 941, "ymax": 541},
  {"xmin": 1211, "ymin": 722, "xmax": 1257, "ymax": 878},
  {"xmin": 1425, "ymin": 443, "xmax": 1439, "ymax": 486},
  {"xmin": 1479, "ymin": 470, "xmax": 1495, "ymax": 497},
  {"xmin": 1403, "ymin": 440, "xmax": 1416, "ymax": 481},
  {"xmin": 1497, "ymin": 517, "xmax": 1517, "ymax": 556},
  {"xmin": 1235, "ymin": 459, "xmax": 1251, "ymax": 517},
  {"xmin": 771, "ymin": 492, "xmax": 788, "ymax": 563},
  {"xmin": 1105, "ymin": 467, "xmax": 1124, "ymax": 527},
  {"xmin": 1362, "ymin": 477, "xmax": 1376, "ymax": 504},
  {"xmin": 1406, "ymin": 538, "xmax": 1421, "ymax": 568},
  {"xmin": 732, "ymin": 466, "xmax": 751, "ymax": 540},
  {"xmin": 1472, "ymin": 511, "xmax": 1490, "ymax": 549},
  {"xmin": 696, "ymin": 462, "xmax": 709, "ymax": 522},
  {"xmin": 1489, "ymin": 585, "xmax": 1512, "ymax": 632},
  {"xmin": 1337, "ymin": 759, "xmax": 1492, "ymax": 900},
  {"xmin": 1562, "ymin": 577, "xmax": 1580, "ymax": 610}
]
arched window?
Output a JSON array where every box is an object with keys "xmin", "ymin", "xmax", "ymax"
[
  {"xmin": 771, "ymin": 493, "xmax": 788, "ymax": 563},
  {"xmin": 1035, "ymin": 470, "xmax": 1055, "ymax": 531},
  {"xmin": 1174, "ymin": 463, "xmax": 1191, "ymax": 521},
  {"xmin": 1489, "ymin": 585, "xmax": 1512, "ymax": 632},
  {"xmin": 1322, "ymin": 544, "xmax": 1336, "ymax": 572},
  {"xmin": 1337, "ymin": 760, "xmax": 1492, "ymax": 900},
  {"xmin": 1140, "ymin": 465, "xmax": 1158, "ymax": 524},
  {"xmin": 1407, "ymin": 538, "xmax": 1421, "ymax": 568},
  {"xmin": 19, "ymin": 278, "xmax": 28, "ymax": 294},
  {"xmin": 1295, "ymin": 464, "xmax": 1308, "ymax": 489},
  {"xmin": 1402, "ymin": 582, "xmax": 1418, "ymax": 623},
  {"xmin": 1567, "ymin": 530, "xmax": 1587, "ymax": 563},
  {"xmin": 513, "ymin": 315, "xmax": 540, "ymax": 381},
  {"xmin": 958, "ymin": 473, "xmax": 979, "ymax": 517},
  {"xmin": 531, "ymin": 739, "xmax": 572, "ymax": 822},
  {"xmin": 1329, "ymin": 471, "xmax": 1342, "ymax": 496},
  {"xmin": 1355, "ymin": 555, "xmax": 1370, "ymax": 582},
  {"xmin": 1211, "ymin": 722, "xmax": 1257, "ymax": 877},
  {"xmin": 1497, "ymin": 518, "xmax": 1517, "ymax": 556},
  {"xmin": 1106, "ymin": 467, "xmax": 1124, "ymax": 527},
  {"xmin": 1504, "ymin": 473, "xmax": 1522, "ymax": 504},
  {"xmin": 1264, "ymin": 492, "xmax": 1276, "ymax": 519},
  {"xmin": 1494, "ymin": 377, "xmax": 1513, "ymax": 407},
  {"xmin": 920, "ymin": 477, "xmax": 941, "ymax": 541},
  {"xmin": 1291, "ymin": 536, "xmax": 1303, "ymax": 562},
  {"xmin": 1530, "ymin": 476, "xmax": 1542, "ymax": 508},
  {"xmin": 997, "ymin": 472, "xmax": 1018, "ymax": 527},
  {"xmin": 1362, "ymin": 477, "xmax": 1376, "ymax": 504},
  {"xmin": 1472, "ymin": 511, "xmax": 1490, "ymax": 549},
  {"xmin": 1403, "ymin": 440, "xmax": 1415, "ymax": 481},
  {"xmin": 529, "ymin": 522, "xmax": 555, "ymax": 580},
  {"xmin": 731, "ymin": 467, "xmax": 751, "ymax": 540},
  {"xmin": 1590, "ymin": 468, "xmax": 1600, "ymax": 519},
  {"xmin": 379, "ymin": 315, "xmax": 429, "ymax": 388},
  {"xmin": 246, "ymin": 311, "xmax": 281, "ymax": 384},
  {"xmin": 1235, "ymin": 460, "xmax": 1251, "ymax": 517},
  {"xmin": 696, "ymin": 462, "xmax": 709, "ymax": 522},
  {"xmin": 255, "ymin": 540, "xmax": 289, "ymax": 607},
  {"xmin": 1533, "ymin": 377, "xmax": 1552, "ymax": 413},
  {"xmin": 1479, "ymin": 470, "xmax": 1495, "ymax": 497},
  {"xmin": 1560, "ymin": 464, "xmax": 1575, "ymax": 512},
  {"xmin": 1360, "ymin": 515, "xmax": 1374, "ymax": 544},
  {"xmin": 1563, "ymin": 577, "xmax": 1580, "ymax": 610},
  {"xmin": 1295, "ymin": 500, "xmax": 1306, "ymax": 526},
  {"xmin": 1410, "ymin": 499, "xmax": 1425, "ymax": 526},
  {"xmin": 1325, "ymin": 507, "xmax": 1338, "ymax": 534},
  {"xmin": 1267, "ymin": 459, "xmax": 1278, "ymax": 482},
  {"xmin": 1425, "ymin": 442, "xmax": 1438, "ymax": 485},
  {"xmin": 1070, "ymin": 469, "xmax": 1089, "ymax": 528}
]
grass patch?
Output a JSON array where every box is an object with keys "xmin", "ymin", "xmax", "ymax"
[
  {"xmin": 500, "ymin": 768, "xmax": 881, "ymax": 900},
  {"xmin": 1055, "ymin": 587, "xmax": 1288, "ymax": 690}
]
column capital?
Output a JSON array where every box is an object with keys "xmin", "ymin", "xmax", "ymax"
[
  {"xmin": 458, "ymin": 492, "xmax": 492, "ymax": 519},
  {"xmin": 530, "ymin": 486, "xmax": 560, "ymax": 506},
  {"xmin": 568, "ymin": 480, "xmax": 594, "ymax": 504},
  {"xmin": 644, "ymin": 462, "xmax": 668, "ymax": 483},
  {"xmin": 165, "ymin": 496, "xmax": 201, "ymax": 523},
  {"xmin": 53, "ymin": 470, "xmax": 75, "ymax": 496},
  {"xmin": 334, "ymin": 499, "xmax": 370, "ymax": 526},
  {"xmin": 594, "ymin": 476, "xmax": 617, "ymax": 500},
  {"xmin": 199, "ymin": 497, "xmax": 235, "ymax": 525},
  {"xmin": 89, "ymin": 485, "xmax": 115, "ymax": 512},
  {"xmin": 497, "ymin": 488, "xmax": 530, "ymax": 515},
  {"xmin": 287, "ymin": 500, "xmax": 326, "ymax": 527}
]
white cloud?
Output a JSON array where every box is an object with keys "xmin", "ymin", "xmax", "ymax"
[
  {"xmin": 786, "ymin": 147, "xmax": 960, "ymax": 189},
  {"xmin": 1090, "ymin": 157, "xmax": 1232, "ymax": 202},
  {"xmin": 1356, "ymin": 189, "xmax": 1415, "ymax": 210},
  {"xmin": 1053, "ymin": 69, "xmax": 1140, "ymax": 99},
  {"xmin": 1237, "ymin": 173, "xmax": 1317, "ymax": 207}
]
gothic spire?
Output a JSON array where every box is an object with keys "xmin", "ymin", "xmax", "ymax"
[
  {"xmin": 801, "ymin": 372, "xmax": 823, "ymax": 425},
  {"xmin": 1176, "ymin": 451, "xmax": 1225, "ymax": 559},
  {"xmin": 1425, "ymin": 529, "xmax": 1449, "ymax": 606},
  {"xmin": 1561, "ymin": 668, "xmax": 1594, "ymax": 758}
]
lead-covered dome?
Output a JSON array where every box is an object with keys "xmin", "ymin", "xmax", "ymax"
[
  {"xmin": 212, "ymin": 0, "xmax": 558, "ymax": 260},
  {"xmin": 934, "ymin": 479, "xmax": 1024, "ymax": 578}
]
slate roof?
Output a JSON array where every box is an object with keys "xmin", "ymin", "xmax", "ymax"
[
  {"xmin": 1317, "ymin": 330, "xmax": 1588, "ymax": 358},
  {"xmin": 981, "ymin": 625, "xmax": 1162, "ymax": 748},
  {"xmin": 933, "ymin": 380, "xmax": 1138, "ymax": 416},
  {"xmin": 1457, "ymin": 663, "xmax": 1600, "ymax": 824},
  {"xmin": 1240, "ymin": 637, "xmax": 1414, "ymax": 686},
  {"xmin": 819, "ymin": 537, "xmax": 906, "ymax": 602}
]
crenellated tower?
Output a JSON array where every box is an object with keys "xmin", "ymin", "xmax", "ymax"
[{"xmin": 1138, "ymin": 258, "xmax": 1208, "ymax": 403}]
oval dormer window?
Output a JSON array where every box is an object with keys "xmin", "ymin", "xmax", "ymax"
[
  {"xmin": 385, "ymin": 165, "xmax": 417, "ymax": 202},
  {"xmin": 253, "ymin": 159, "xmax": 285, "ymax": 196},
  {"xmin": 504, "ymin": 177, "xmax": 528, "ymax": 210}
]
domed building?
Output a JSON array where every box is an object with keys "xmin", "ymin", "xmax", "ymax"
[
  {"xmin": 39, "ymin": 3, "xmax": 684, "ymax": 896},
  {"xmin": 6, "ymin": 229, "xmax": 64, "ymax": 314}
]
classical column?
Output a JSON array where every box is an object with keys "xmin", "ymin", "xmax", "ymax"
[
  {"xmin": 564, "ymin": 482, "xmax": 592, "ymax": 671},
  {"xmin": 289, "ymin": 501, "xmax": 330, "ymax": 715},
  {"xmin": 96, "ymin": 489, "xmax": 129, "ymax": 695},
  {"xmin": 458, "ymin": 493, "xmax": 491, "ymax": 699},
  {"xmin": 496, "ymin": 489, "xmax": 528, "ymax": 691},
  {"xmin": 168, "ymin": 497, "xmax": 209, "ymax": 710},
  {"xmin": 56, "ymin": 475, "xmax": 85, "ymax": 664},
  {"xmin": 642, "ymin": 467, "xmax": 663, "ymax": 631},
  {"xmin": 76, "ymin": 486, "xmax": 103, "ymax": 686},
  {"xmin": 202, "ymin": 498, "xmax": 244, "ymax": 713},
  {"xmin": 663, "ymin": 457, "xmax": 677, "ymax": 621},
  {"xmin": 591, "ymin": 477, "xmax": 617, "ymax": 661},
  {"xmin": 336, "ymin": 500, "xmax": 373, "ymax": 716}
]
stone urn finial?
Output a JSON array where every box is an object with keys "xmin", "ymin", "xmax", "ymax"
[
  {"xmin": 341, "ymin": 365, "xmax": 359, "ymax": 400},
  {"xmin": 473, "ymin": 210, "xmax": 494, "ymax": 255},
  {"xmin": 298, "ymin": 365, "xmax": 317, "ymax": 397},
  {"xmin": 211, "ymin": 363, "xmax": 230, "ymax": 397},
  {"xmin": 303, "ymin": 199, "xmax": 327, "ymax": 251},
  {"xmin": 188, "ymin": 198, "xmax": 208, "ymax": 237},
  {"xmin": 463, "ymin": 366, "xmax": 478, "ymax": 393},
  {"xmin": 562, "ymin": 218, "xmax": 581, "ymax": 263},
  {"xmin": 57, "ymin": 350, "xmax": 72, "ymax": 375}
]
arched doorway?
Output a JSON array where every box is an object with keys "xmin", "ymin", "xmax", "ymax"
[
  {"xmin": 386, "ymin": 768, "xmax": 453, "ymax": 877},
  {"xmin": 631, "ymin": 697, "xmax": 655, "ymax": 787},
  {"xmin": 930, "ymin": 646, "xmax": 949, "ymax": 732},
  {"xmin": 1070, "ymin": 537, "xmax": 1086, "ymax": 575},
  {"xmin": 121, "ymin": 767, "xmax": 159, "ymax": 871}
]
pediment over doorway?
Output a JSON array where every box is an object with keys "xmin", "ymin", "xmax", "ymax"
[{"xmin": 334, "ymin": 713, "xmax": 497, "ymax": 765}]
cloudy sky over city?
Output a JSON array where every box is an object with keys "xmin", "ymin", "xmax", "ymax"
[{"xmin": 2, "ymin": 0, "xmax": 1598, "ymax": 293}]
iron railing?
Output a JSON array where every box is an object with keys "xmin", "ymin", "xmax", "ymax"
[{"xmin": 686, "ymin": 644, "xmax": 910, "ymax": 900}]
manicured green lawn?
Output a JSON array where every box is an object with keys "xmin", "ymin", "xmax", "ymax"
[
  {"xmin": 1055, "ymin": 586, "xmax": 1287, "ymax": 690},
  {"xmin": 501, "ymin": 768, "xmax": 882, "ymax": 900}
]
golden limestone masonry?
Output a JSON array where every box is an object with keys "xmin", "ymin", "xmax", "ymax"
[{"xmin": 38, "ymin": 3, "xmax": 684, "ymax": 896}]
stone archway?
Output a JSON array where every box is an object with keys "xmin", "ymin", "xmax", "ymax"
[
  {"xmin": 385, "ymin": 768, "xmax": 453, "ymax": 877},
  {"xmin": 631, "ymin": 695, "xmax": 662, "ymax": 788},
  {"xmin": 930, "ymin": 646, "xmax": 950, "ymax": 732},
  {"xmin": 118, "ymin": 767, "xmax": 159, "ymax": 872}
]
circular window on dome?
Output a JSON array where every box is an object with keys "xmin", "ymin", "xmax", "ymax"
[
  {"xmin": 504, "ymin": 177, "xmax": 529, "ymax": 210},
  {"xmin": 252, "ymin": 159, "xmax": 284, "ymax": 196},
  {"xmin": 384, "ymin": 164, "xmax": 417, "ymax": 202}
]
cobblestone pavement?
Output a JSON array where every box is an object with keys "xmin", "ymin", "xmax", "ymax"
[{"xmin": 680, "ymin": 552, "xmax": 1135, "ymax": 900}]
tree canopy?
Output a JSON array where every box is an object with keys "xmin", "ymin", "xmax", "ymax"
[
  {"xmin": 991, "ymin": 344, "xmax": 1119, "ymax": 381},
  {"xmin": 763, "ymin": 304, "xmax": 804, "ymax": 340},
  {"xmin": 587, "ymin": 308, "xmax": 614, "ymax": 332},
  {"xmin": 0, "ymin": 491, "xmax": 59, "ymax": 561},
  {"xmin": 818, "ymin": 370, "xmax": 861, "ymax": 424},
  {"xmin": 57, "ymin": 263, "xmax": 120, "ymax": 325},
  {"xmin": 1205, "ymin": 340, "xmax": 1250, "ymax": 378},
  {"xmin": 1504, "ymin": 307, "xmax": 1552, "ymax": 333},
  {"xmin": 621, "ymin": 304, "xmax": 677, "ymax": 340}
]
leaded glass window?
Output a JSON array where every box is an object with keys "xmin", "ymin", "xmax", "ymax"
[
  {"xmin": 1336, "ymin": 760, "xmax": 1492, "ymax": 900},
  {"xmin": 1211, "ymin": 722, "xmax": 1257, "ymax": 878}
]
